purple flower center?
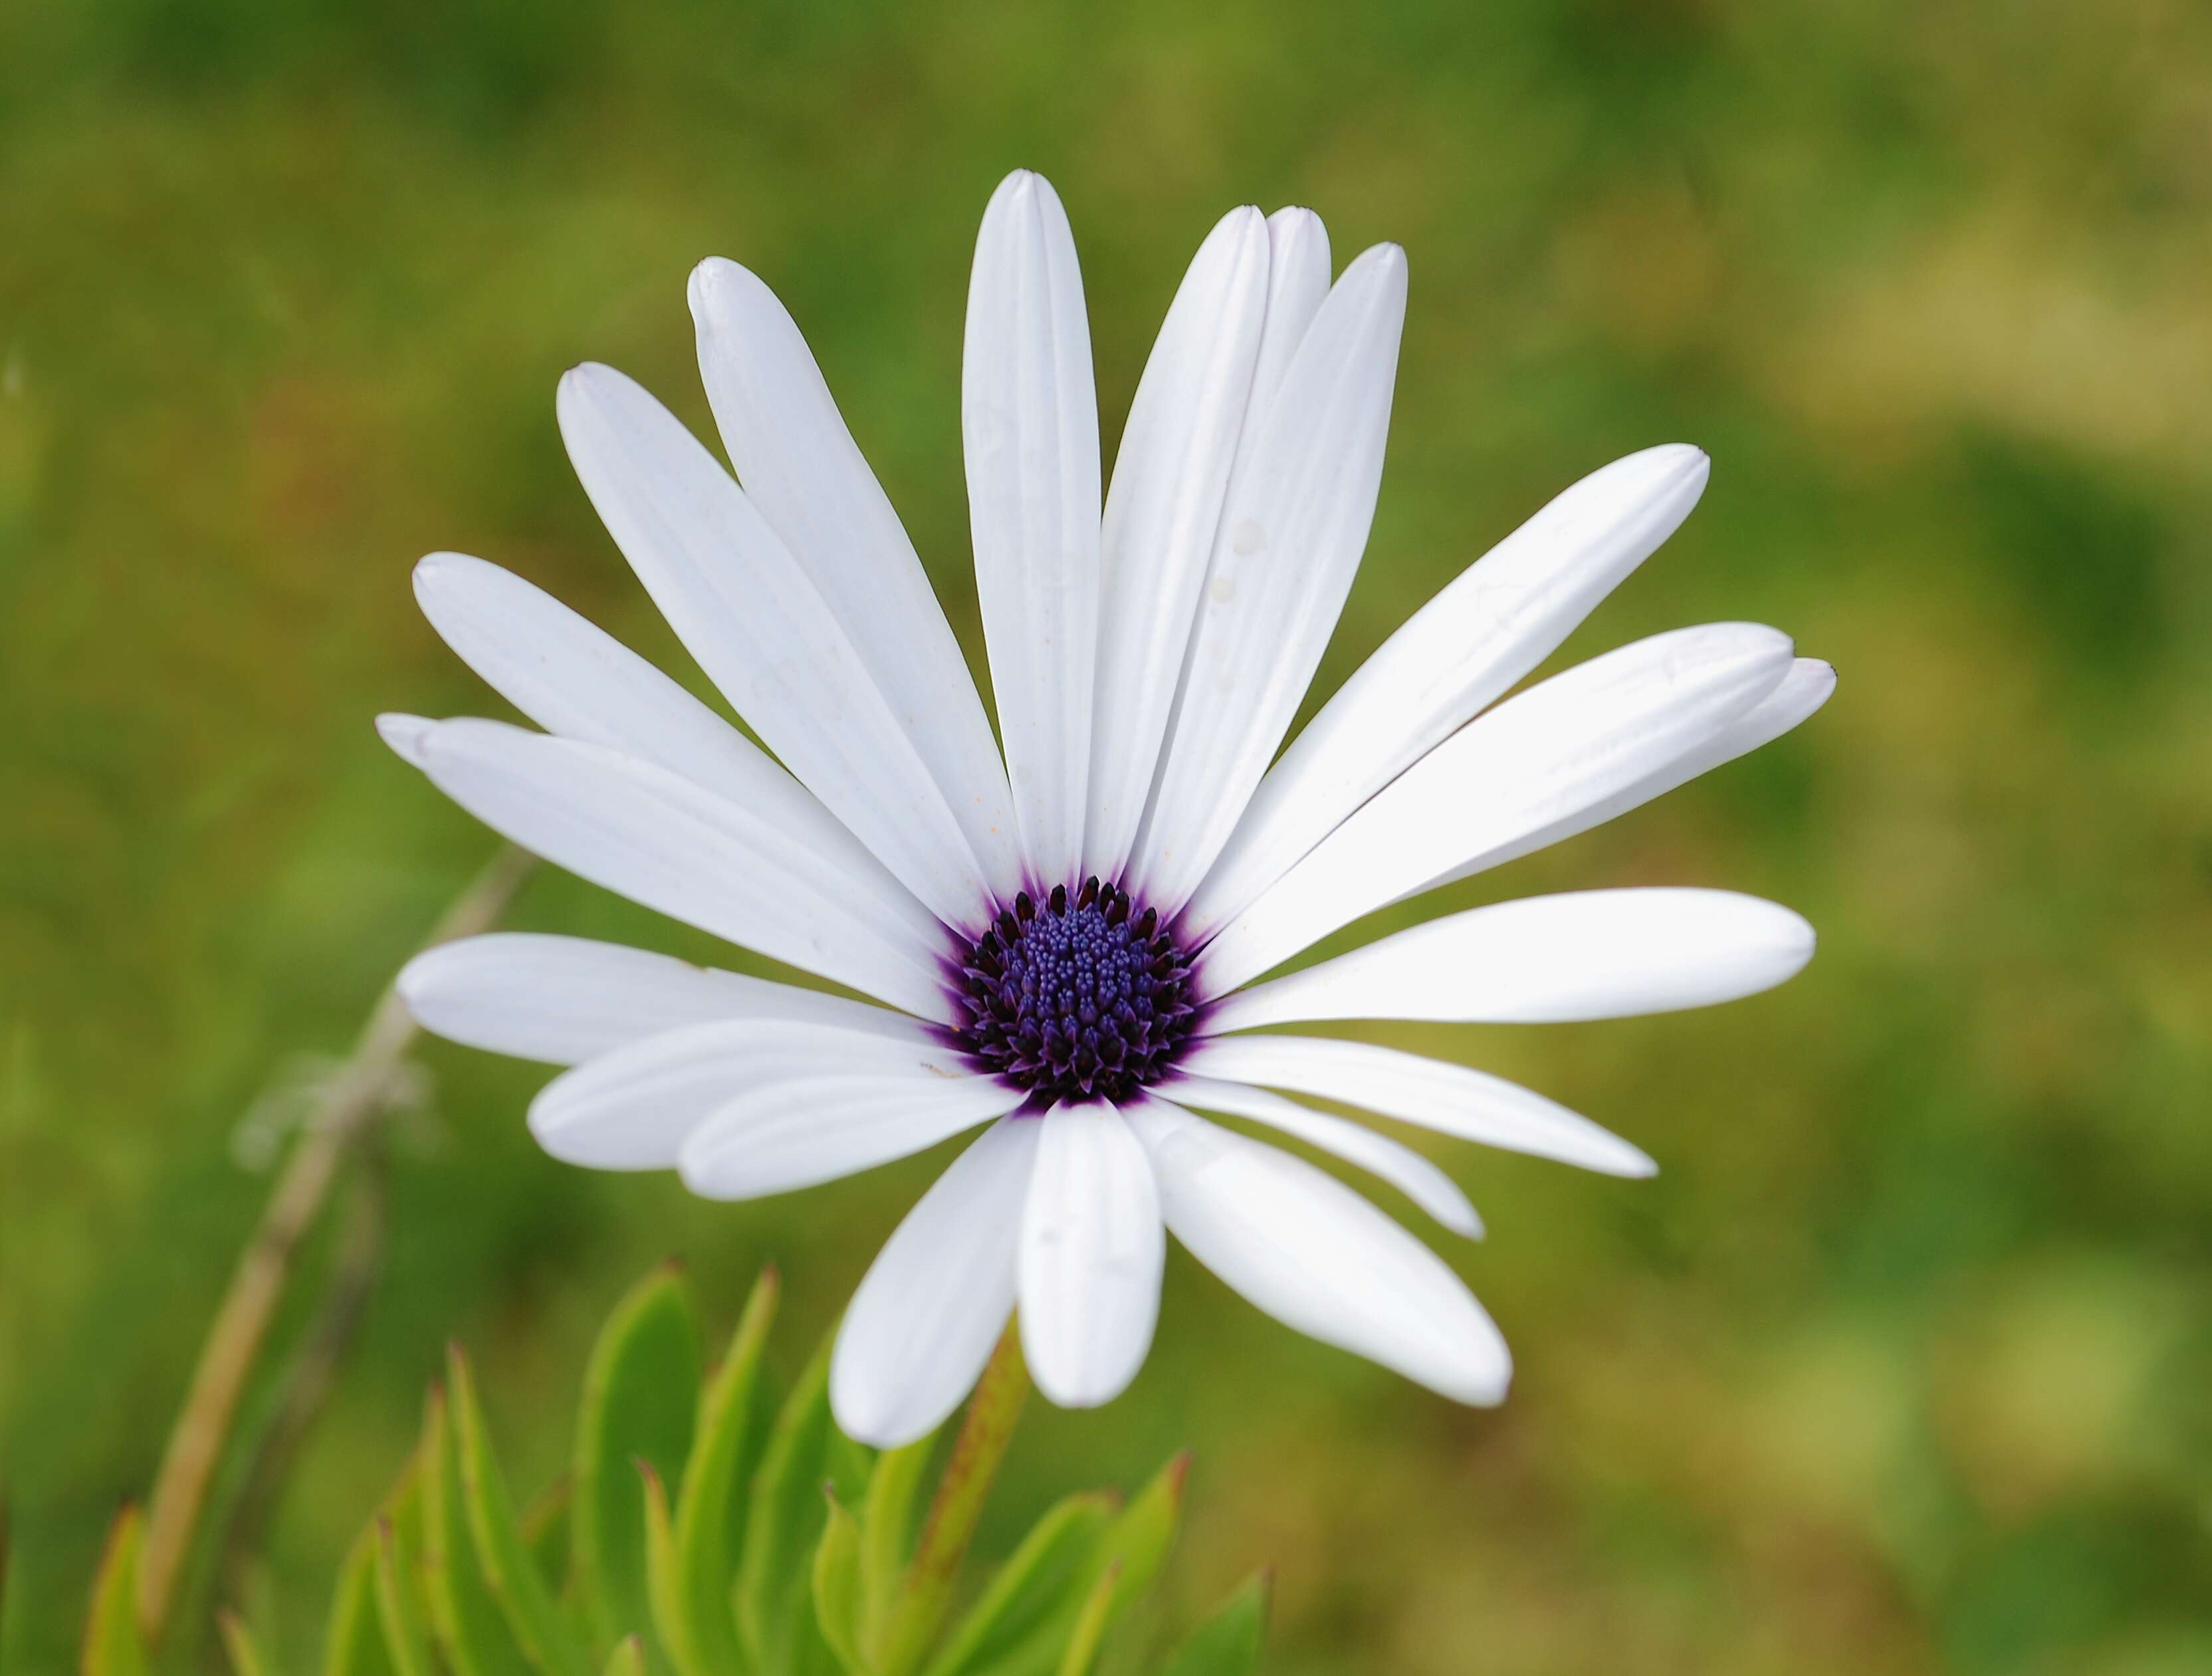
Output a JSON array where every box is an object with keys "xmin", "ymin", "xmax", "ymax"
[{"xmin": 952, "ymin": 877, "xmax": 1196, "ymax": 1104}]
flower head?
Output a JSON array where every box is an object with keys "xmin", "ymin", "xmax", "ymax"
[{"xmin": 384, "ymin": 169, "xmax": 1829, "ymax": 1447}]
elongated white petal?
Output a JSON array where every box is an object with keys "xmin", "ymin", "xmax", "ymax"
[
  {"xmin": 1199, "ymin": 623, "xmax": 1794, "ymax": 994},
  {"xmin": 1184, "ymin": 445, "xmax": 1712, "ymax": 940},
  {"xmin": 1185, "ymin": 1035, "xmax": 1654, "ymax": 1177},
  {"xmin": 399, "ymin": 932, "xmax": 914, "ymax": 1065},
  {"xmin": 1131, "ymin": 244, "xmax": 1408, "ymax": 916},
  {"xmin": 679, "ymin": 1071, "xmax": 1025, "ymax": 1201},
  {"xmin": 1417, "ymin": 657, "xmax": 1836, "ymax": 894},
  {"xmin": 831, "ymin": 1118, "xmax": 1040, "ymax": 1447},
  {"xmin": 1168, "ymin": 1075, "xmax": 1481, "ymax": 1237},
  {"xmin": 1083, "ymin": 207, "xmax": 1272, "ymax": 881},
  {"xmin": 1127, "ymin": 1098, "xmax": 1509, "ymax": 1404},
  {"xmin": 964, "ymin": 170, "xmax": 1101, "ymax": 887},
  {"xmin": 411, "ymin": 553, "xmax": 796, "ymax": 811},
  {"xmin": 1213, "ymin": 889, "xmax": 1816, "ymax": 1033},
  {"xmin": 527, "ymin": 1015, "xmax": 948, "ymax": 1169},
  {"xmin": 386, "ymin": 717, "xmax": 953, "ymax": 1019},
  {"xmin": 1234, "ymin": 209, "xmax": 1334, "ymax": 481},
  {"xmin": 689, "ymin": 259, "xmax": 1026, "ymax": 904},
  {"xmin": 558, "ymin": 362, "xmax": 994, "ymax": 932},
  {"xmin": 1019, "ymin": 1102, "xmax": 1164, "ymax": 1408}
]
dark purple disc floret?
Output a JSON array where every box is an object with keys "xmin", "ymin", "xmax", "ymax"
[{"xmin": 952, "ymin": 877, "xmax": 1196, "ymax": 1104}]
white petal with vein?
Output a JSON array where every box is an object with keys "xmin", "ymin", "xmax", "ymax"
[
  {"xmin": 1084, "ymin": 207, "xmax": 1271, "ymax": 881},
  {"xmin": 1198, "ymin": 623, "xmax": 1793, "ymax": 993},
  {"xmin": 1184, "ymin": 444, "xmax": 1711, "ymax": 939},
  {"xmin": 1186, "ymin": 1034, "xmax": 1654, "ymax": 1176},
  {"xmin": 832, "ymin": 1118, "xmax": 1040, "ymax": 1447},
  {"xmin": 384, "ymin": 716, "xmax": 952, "ymax": 1019},
  {"xmin": 1131, "ymin": 243, "xmax": 1408, "ymax": 916},
  {"xmin": 1168, "ymin": 1075, "xmax": 1481, "ymax": 1236},
  {"xmin": 1019, "ymin": 1102, "xmax": 1164, "ymax": 1407},
  {"xmin": 964, "ymin": 170, "xmax": 1101, "ymax": 887},
  {"xmin": 558, "ymin": 361, "xmax": 994, "ymax": 931},
  {"xmin": 1212, "ymin": 888, "xmax": 1816, "ymax": 1031},
  {"xmin": 689, "ymin": 259, "xmax": 1025, "ymax": 902},
  {"xmin": 399, "ymin": 932, "xmax": 914, "ymax": 1065},
  {"xmin": 1127, "ymin": 1098, "xmax": 1509, "ymax": 1403}
]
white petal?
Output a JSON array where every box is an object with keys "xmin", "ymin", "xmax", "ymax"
[
  {"xmin": 1126, "ymin": 1098, "xmax": 1509, "ymax": 1404},
  {"xmin": 1018, "ymin": 1102, "xmax": 1164, "ymax": 1408},
  {"xmin": 1198, "ymin": 623, "xmax": 1795, "ymax": 994},
  {"xmin": 1184, "ymin": 1034, "xmax": 1654, "ymax": 1177},
  {"xmin": 557, "ymin": 362, "xmax": 995, "ymax": 932},
  {"xmin": 388, "ymin": 717, "xmax": 953, "ymax": 1019},
  {"xmin": 1083, "ymin": 207, "xmax": 1272, "ymax": 882},
  {"xmin": 678, "ymin": 1070, "xmax": 1026, "ymax": 1201},
  {"xmin": 1212, "ymin": 888, "xmax": 1816, "ymax": 1033},
  {"xmin": 1426, "ymin": 657, "xmax": 1836, "ymax": 890},
  {"xmin": 1167, "ymin": 1075, "xmax": 1482, "ymax": 1237},
  {"xmin": 411, "ymin": 553, "xmax": 795, "ymax": 811},
  {"xmin": 831, "ymin": 1117, "xmax": 1041, "ymax": 1447},
  {"xmin": 1182, "ymin": 445, "xmax": 1712, "ymax": 940},
  {"xmin": 1233, "ymin": 208, "xmax": 1334, "ymax": 481},
  {"xmin": 688, "ymin": 260, "xmax": 1026, "ymax": 904},
  {"xmin": 1129, "ymin": 243, "xmax": 1408, "ymax": 916},
  {"xmin": 527, "ymin": 1015, "xmax": 950, "ymax": 1170},
  {"xmin": 397, "ymin": 932, "xmax": 911, "ymax": 1065},
  {"xmin": 964, "ymin": 170, "xmax": 1101, "ymax": 887}
]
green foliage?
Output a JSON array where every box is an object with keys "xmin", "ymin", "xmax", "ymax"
[{"xmin": 82, "ymin": 1272, "xmax": 1260, "ymax": 1676}]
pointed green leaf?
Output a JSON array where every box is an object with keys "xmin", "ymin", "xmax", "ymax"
[
  {"xmin": 919, "ymin": 1494, "xmax": 1116, "ymax": 1676},
  {"xmin": 662, "ymin": 1269, "xmax": 778, "ymax": 1676},
  {"xmin": 522, "ymin": 1479, "xmax": 573, "ymax": 1592},
  {"xmin": 449, "ymin": 1346, "xmax": 596, "ymax": 1676},
  {"xmin": 602, "ymin": 1637, "xmax": 646, "ymax": 1676},
  {"xmin": 737, "ymin": 1333, "xmax": 869, "ymax": 1673},
  {"xmin": 574, "ymin": 1267, "xmax": 700, "ymax": 1661},
  {"xmin": 859, "ymin": 1441, "xmax": 933, "ymax": 1663},
  {"xmin": 80, "ymin": 1508, "xmax": 148, "ymax": 1676},
  {"xmin": 1082, "ymin": 1453, "xmax": 1186, "ymax": 1625},
  {"xmin": 374, "ymin": 1517, "xmax": 437, "ymax": 1676},
  {"xmin": 1050, "ymin": 1562, "xmax": 1118, "ymax": 1676},
  {"xmin": 812, "ymin": 1491, "xmax": 865, "ymax": 1675},
  {"xmin": 218, "ymin": 1611, "xmax": 274, "ymax": 1676},
  {"xmin": 1157, "ymin": 1575, "xmax": 1269, "ymax": 1676},
  {"xmin": 421, "ymin": 1388, "xmax": 535, "ymax": 1676},
  {"xmin": 324, "ymin": 1528, "xmax": 397, "ymax": 1676}
]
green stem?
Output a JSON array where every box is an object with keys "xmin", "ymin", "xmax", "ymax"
[{"xmin": 877, "ymin": 1320, "xmax": 1031, "ymax": 1676}]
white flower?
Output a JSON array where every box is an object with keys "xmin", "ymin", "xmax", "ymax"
[{"xmin": 382, "ymin": 170, "xmax": 1829, "ymax": 1448}]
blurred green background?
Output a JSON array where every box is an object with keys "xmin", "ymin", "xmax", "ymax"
[{"xmin": 5, "ymin": 0, "xmax": 2211, "ymax": 1671}]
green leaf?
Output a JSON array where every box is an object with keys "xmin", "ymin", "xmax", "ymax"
[
  {"xmin": 602, "ymin": 1637, "xmax": 647, "ymax": 1676},
  {"xmin": 325, "ymin": 1528, "xmax": 397, "ymax": 1676},
  {"xmin": 420, "ymin": 1388, "xmax": 535, "ymax": 1676},
  {"xmin": 927, "ymin": 1453, "xmax": 1186, "ymax": 1676},
  {"xmin": 919, "ymin": 1494, "xmax": 1116, "ymax": 1676},
  {"xmin": 1050, "ymin": 1564, "xmax": 1117, "ymax": 1676},
  {"xmin": 859, "ymin": 1441, "xmax": 933, "ymax": 1664},
  {"xmin": 522, "ymin": 1479, "xmax": 573, "ymax": 1592},
  {"xmin": 736, "ymin": 1333, "xmax": 869, "ymax": 1673},
  {"xmin": 574, "ymin": 1265, "xmax": 700, "ymax": 1661},
  {"xmin": 448, "ymin": 1346, "xmax": 596, "ymax": 1676},
  {"xmin": 1157, "ymin": 1576, "xmax": 1269, "ymax": 1676},
  {"xmin": 218, "ymin": 1611, "xmax": 275, "ymax": 1676},
  {"xmin": 878, "ymin": 1326, "xmax": 1029, "ymax": 1676},
  {"xmin": 811, "ymin": 1491, "xmax": 865, "ymax": 1675},
  {"xmin": 80, "ymin": 1508, "xmax": 148, "ymax": 1676},
  {"xmin": 374, "ymin": 1517, "xmax": 437, "ymax": 1676},
  {"xmin": 657, "ymin": 1269, "xmax": 778, "ymax": 1676}
]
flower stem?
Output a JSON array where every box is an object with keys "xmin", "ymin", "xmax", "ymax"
[{"xmin": 878, "ymin": 1318, "xmax": 1032, "ymax": 1676}]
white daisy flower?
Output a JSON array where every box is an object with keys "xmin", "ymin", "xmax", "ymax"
[{"xmin": 382, "ymin": 169, "xmax": 1829, "ymax": 1449}]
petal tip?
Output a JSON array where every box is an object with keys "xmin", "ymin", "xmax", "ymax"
[{"xmin": 376, "ymin": 712, "xmax": 434, "ymax": 764}]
